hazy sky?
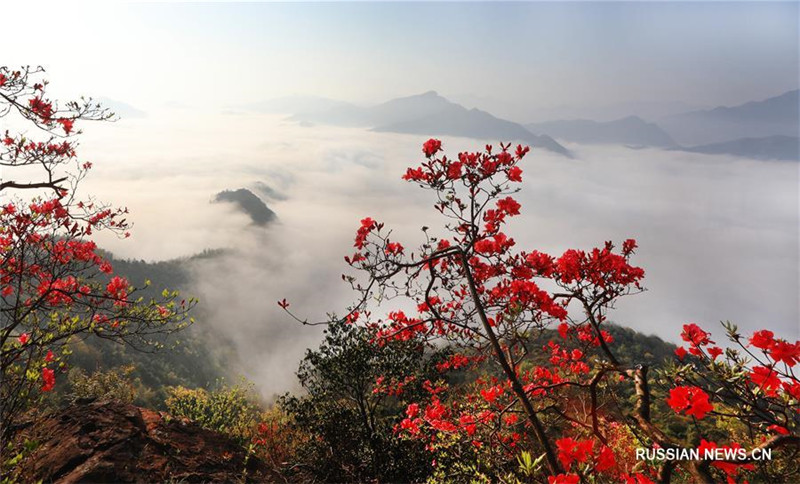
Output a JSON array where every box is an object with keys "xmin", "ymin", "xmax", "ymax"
[{"xmin": 4, "ymin": 2, "xmax": 798, "ymax": 120}]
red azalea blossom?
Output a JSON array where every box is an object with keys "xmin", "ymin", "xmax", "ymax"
[
  {"xmin": 56, "ymin": 117, "xmax": 74, "ymax": 135},
  {"xmin": 354, "ymin": 217, "xmax": 376, "ymax": 249},
  {"xmin": 385, "ymin": 242, "xmax": 404, "ymax": 255},
  {"xmin": 675, "ymin": 346, "xmax": 687, "ymax": 360},
  {"xmin": 707, "ymin": 346, "xmax": 723, "ymax": 360},
  {"xmin": 750, "ymin": 365, "xmax": 781, "ymax": 396},
  {"xmin": 667, "ymin": 386, "xmax": 714, "ymax": 419},
  {"xmin": 41, "ymin": 367, "xmax": 56, "ymax": 392},
  {"xmin": 749, "ymin": 329, "xmax": 775, "ymax": 350},
  {"xmin": 770, "ymin": 340, "xmax": 800, "ymax": 367},
  {"xmin": 768, "ymin": 424, "xmax": 789, "ymax": 435},
  {"xmin": 596, "ymin": 445, "xmax": 617, "ymax": 472},
  {"xmin": 681, "ymin": 323, "xmax": 712, "ymax": 347},
  {"xmin": 548, "ymin": 474, "xmax": 579, "ymax": 484},
  {"xmin": 422, "ymin": 138, "xmax": 442, "ymax": 157},
  {"xmin": 18, "ymin": 333, "xmax": 29, "ymax": 345},
  {"xmin": 496, "ymin": 197, "xmax": 521, "ymax": 216},
  {"xmin": 555, "ymin": 437, "xmax": 593, "ymax": 470},
  {"xmin": 106, "ymin": 276, "xmax": 129, "ymax": 300},
  {"xmin": 480, "ymin": 385, "xmax": 504, "ymax": 404},
  {"xmin": 507, "ymin": 165, "xmax": 523, "ymax": 182}
]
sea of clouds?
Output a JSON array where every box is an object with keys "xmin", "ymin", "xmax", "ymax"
[{"xmin": 75, "ymin": 108, "xmax": 798, "ymax": 397}]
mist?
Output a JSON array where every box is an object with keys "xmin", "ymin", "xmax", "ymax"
[{"xmin": 69, "ymin": 109, "xmax": 798, "ymax": 397}]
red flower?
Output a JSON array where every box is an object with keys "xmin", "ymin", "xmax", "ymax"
[
  {"xmin": 783, "ymin": 381, "xmax": 800, "ymax": 400},
  {"xmin": 480, "ymin": 385, "xmax": 504, "ymax": 403},
  {"xmin": 507, "ymin": 165, "xmax": 523, "ymax": 182},
  {"xmin": 749, "ymin": 330, "xmax": 775, "ymax": 350},
  {"xmin": 422, "ymin": 138, "xmax": 442, "ymax": 157},
  {"xmin": 106, "ymin": 276, "xmax": 128, "ymax": 299},
  {"xmin": 768, "ymin": 424, "xmax": 789, "ymax": 435},
  {"xmin": 99, "ymin": 260, "xmax": 113, "ymax": 274},
  {"xmin": 596, "ymin": 445, "xmax": 617, "ymax": 472},
  {"xmin": 277, "ymin": 298, "xmax": 290, "ymax": 309},
  {"xmin": 667, "ymin": 386, "xmax": 714, "ymax": 419},
  {"xmin": 18, "ymin": 333, "xmax": 29, "ymax": 345},
  {"xmin": 496, "ymin": 197, "xmax": 521, "ymax": 216},
  {"xmin": 354, "ymin": 217, "xmax": 376, "ymax": 249},
  {"xmin": 41, "ymin": 367, "xmax": 55, "ymax": 392},
  {"xmin": 28, "ymin": 97, "xmax": 54, "ymax": 122},
  {"xmin": 548, "ymin": 475, "xmax": 579, "ymax": 484},
  {"xmin": 681, "ymin": 323, "xmax": 711, "ymax": 347},
  {"xmin": 385, "ymin": 242, "xmax": 404, "ymax": 255},
  {"xmin": 770, "ymin": 340, "xmax": 800, "ymax": 367},
  {"xmin": 45, "ymin": 350, "xmax": 54, "ymax": 362},
  {"xmin": 707, "ymin": 346, "xmax": 723, "ymax": 360},
  {"xmin": 555, "ymin": 437, "xmax": 593, "ymax": 470},
  {"xmin": 621, "ymin": 238, "xmax": 638, "ymax": 255},
  {"xmin": 674, "ymin": 346, "xmax": 687, "ymax": 360},
  {"xmin": 56, "ymin": 117, "xmax": 74, "ymax": 135},
  {"xmin": 750, "ymin": 365, "xmax": 781, "ymax": 396},
  {"xmin": 446, "ymin": 161, "xmax": 463, "ymax": 179}
]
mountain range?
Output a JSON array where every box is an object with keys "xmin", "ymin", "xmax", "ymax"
[
  {"xmin": 287, "ymin": 91, "xmax": 572, "ymax": 156},
  {"xmin": 249, "ymin": 88, "xmax": 798, "ymax": 161}
]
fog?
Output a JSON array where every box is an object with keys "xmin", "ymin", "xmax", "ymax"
[{"xmin": 76, "ymin": 109, "xmax": 798, "ymax": 397}]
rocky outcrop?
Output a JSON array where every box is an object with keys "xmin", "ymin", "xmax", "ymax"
[{"xmin": 6, "ymin": 399, "xmax": 278, "ymax": 483}]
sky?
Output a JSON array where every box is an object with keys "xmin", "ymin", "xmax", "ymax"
[
  {"xmin": 2, "ymin": 1, "xmax": 798, "ymax": 396},
  {"xmin": 3, "ymin": 2, "xmax": 798, "ymax": 121}
]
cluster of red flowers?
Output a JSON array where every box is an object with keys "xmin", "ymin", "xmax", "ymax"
[
  {"xmin": 666, "ymin": 385, "xmax": 714, "ymax": 419},
  {"xmin": 402, "ymin": 140, "xmax": 527, "ymax": 187},
  {"xmin": 28, "ymin": 97, "xmax": 54, "ymax": 122},
  {"xmin": 749, "ymin": 329, "xmax": 800, "ymax": 367}
]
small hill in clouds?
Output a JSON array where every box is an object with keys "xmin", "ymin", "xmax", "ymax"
[
  {"xmin": 212, "ymin": 188, "xmax": 276, "ymax": 226},
  {"xmin": 525, "ymin": 116, "xmax": 678, "ymax": 148},
  {"xmin": 659, "ymin": 89, "xmax": 799, "ymax": 145},
  {"xmin": 675, "ymin": 135, "xmax": 799, "ymax": 161},
  {"xmin": 290, "ymin": 91, "xmax": 572, "ymax": 156}
]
